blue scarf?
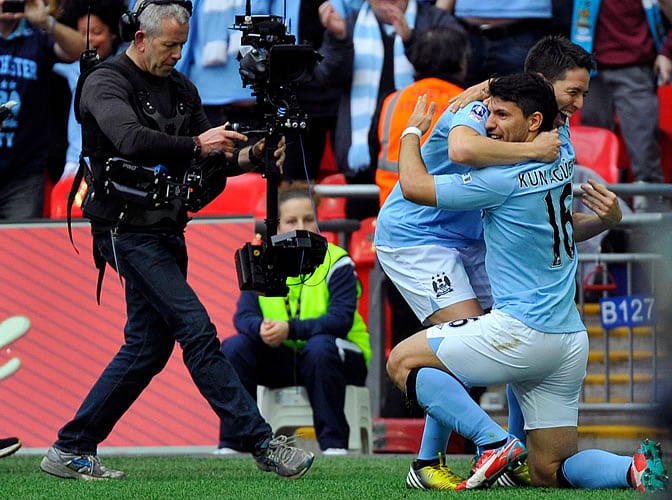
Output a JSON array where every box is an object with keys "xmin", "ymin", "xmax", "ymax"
[{"xmin": 348, "ymin": 0, "xmax": 416, "ymax": 173}]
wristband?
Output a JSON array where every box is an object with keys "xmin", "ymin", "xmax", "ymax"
[
  {"xmin": 401, "ymin": 126, "xmax": 422, "ymax": 140},
  {"xmin": 249, "ymin": 146, "xmax": 265, "ymax": 168},
  {"xmin": 192, "ymin": 136, "xmax": 202, "ymax": 159}
]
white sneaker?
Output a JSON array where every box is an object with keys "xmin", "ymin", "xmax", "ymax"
[
  {"xmin": 213, "ymin": 447, "xmax": 243, "ymax": 456},
  {"xmin": 322, "ymin": 448, "xmax": 347, "ymax": 456}
]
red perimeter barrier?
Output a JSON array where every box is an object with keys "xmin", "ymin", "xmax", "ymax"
[{"xmin": 0, "ymin": 218, "xmax": 254, "ymax": 448}]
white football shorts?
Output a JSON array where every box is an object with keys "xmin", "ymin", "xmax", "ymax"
[
  {"xmin": 425, "ymin": 309, "xmax": 589, "ymax": 429},
  {"xmin": 376, "ymin": 242, "xmax": 492, "ymax": 323}
]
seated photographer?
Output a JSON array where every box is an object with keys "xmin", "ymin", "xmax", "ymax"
[{"xmin": 218, "ymin": 186, "xmax": 371, "ymax": 455}]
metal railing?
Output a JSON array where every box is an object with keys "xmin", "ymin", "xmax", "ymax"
[{"xmin": 576, "ymin": 252, "xmax": 663, "ymax": 412}]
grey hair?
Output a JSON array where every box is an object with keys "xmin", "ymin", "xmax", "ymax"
[{"xmin": 138, "ymin": 3, "xmax": 190, "ymax": 38}]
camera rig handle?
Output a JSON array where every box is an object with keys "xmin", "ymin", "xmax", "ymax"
[{"xmin": 263, "ymin": 130, "xmax": 282, "ymax": 239}]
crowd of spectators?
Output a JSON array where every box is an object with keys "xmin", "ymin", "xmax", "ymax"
[{"xmin": 0, "ymin": 0, "xmax": 669, "ymax": 220}]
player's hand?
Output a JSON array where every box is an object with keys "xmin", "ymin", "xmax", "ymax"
[
  {"xmin": 448, "ymin": 80, "xmax": 490, "ymax": 112},
  {"xmin": 259, "ymin": 319, "xmax": 289, "ymax": 347},
  {"xmin": 198, "ymin": 123, "xmax": 248, "ymax": 158},
  {"xmin": 531, "ymin": 129, "xmax": 561, "ymax": 162},
  {"xmin": 407, "ymin": 94, "xmax": 436, "ymax": 135},
  {"xmin": 580, "ymin": 179, "xmax": 622, "ymax": 228},
  {"xmin": 319, "ymin": 1, "xmax": 347, "ymax": 40}
]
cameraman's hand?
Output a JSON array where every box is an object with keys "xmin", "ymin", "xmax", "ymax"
[
  {"xmin": 319, "ymin": 1, "xmax": 347, "ymax": 40},
  {"xmin": 197, "ymin": 123, "xmax": 248, "ymax": 159},
  {"xmin": 244, "ymin": 136, "xmax": 286, "ymax": 173},
  {"xmin": 259, "ymin": 319, "xmax": 289, "ymax": 347}
]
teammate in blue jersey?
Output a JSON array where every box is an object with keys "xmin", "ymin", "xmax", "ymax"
[
  {"xmin": 376, "ymin": 35, "xmax": 623, "ymax": 490},
  {"xmin": 386, "ymin": 74, "xmax": 668, "ymax": 493}
]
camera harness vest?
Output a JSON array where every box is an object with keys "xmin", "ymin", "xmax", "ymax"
[{"xmin": 68, "ymin": 55, "xmax": 191, "ymax": 303}]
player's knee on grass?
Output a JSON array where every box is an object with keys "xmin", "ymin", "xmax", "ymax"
[{"xmin": 528, "ymin": 457, "xmax": 562, "ymax": 487}]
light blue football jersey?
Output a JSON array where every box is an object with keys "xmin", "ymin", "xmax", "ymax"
[
  {"xmin": 374, "ymin": 102, "xmax": 490, "ymax": 248},
  {"xmin": 434, "ymin": 125, "xmax": 585, "ymax": 334}
]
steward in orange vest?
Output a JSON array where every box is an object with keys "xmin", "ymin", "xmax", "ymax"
[{"xmin": 376, "ymin": 26, "xmax": 469, "ymax": 205}]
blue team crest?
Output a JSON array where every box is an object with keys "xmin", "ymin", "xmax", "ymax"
[{"xmin": 468, "ymin": 103, "xmax": 487, "ymax": 122}]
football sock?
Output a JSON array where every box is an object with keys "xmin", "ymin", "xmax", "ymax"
[
  {"xmin": 417, "ymin": 415, "xmax": 451, "ymax": 461},
  {"xmin": 561, "ymin": 449, "xmax": 631, "ymax": 488},
  {"xmin": 415, "ymin": 367, "xmax": 508, "ymax": 447},
  {"xmin": 506, "ymin": 384, "xmax": 526, "ymax": 445}
]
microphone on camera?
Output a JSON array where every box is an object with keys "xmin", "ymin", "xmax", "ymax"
[{"xmin": 0, "ymin": 101, "xmax": 17, "ymax": 123}]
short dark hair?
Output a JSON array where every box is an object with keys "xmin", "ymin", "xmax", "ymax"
[
  {"xmin": 60, "ymin": 0, "xmax": 127, "ymax": 53},
  {"xmin": 488, "ymin": 73, "xmax": 558, "ymax": 132},
  {"xmin": 407, "ymin": 26, "xmax": 469, "ymax": 84},
  {"xmin": 60, "ymin": 0, "xmax": 127, "ymax": 40},
  {"xmin": 524, "ymin": 35, "xmax": 596, "ymax": 84}
]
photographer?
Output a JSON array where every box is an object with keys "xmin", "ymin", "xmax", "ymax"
[
  {"xmin": 0, "ymin": 0, "xmax": 85, "ymax": 219},
  {"xmin": 40, "ymin": 0, "xmax": 314, "ymax": 480}
]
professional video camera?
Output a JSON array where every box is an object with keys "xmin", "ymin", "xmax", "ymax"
[
  {"xmin": 231, "ymin": 1, "xmax": 327, "ymax": 296},
  {"xmin": 102, "ymin": 156, "xmax": 228, "ymax": 213},
  {"xmin": 232, "ymin": 2, "xmax": 322, "ymax": 136}
]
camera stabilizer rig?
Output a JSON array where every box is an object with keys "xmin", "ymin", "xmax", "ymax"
[
  {"xmin": 232, "ymin": 1, "xmax": 328, "ymax": 296},
  {"xmin": 102, "ymin": 156, "xmax": 228, "ymax": 213}
]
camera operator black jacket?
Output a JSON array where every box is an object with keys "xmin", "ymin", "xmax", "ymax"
[{"xmin": 79, "ymin": 53, "xmax": 242, "ymax": 235}]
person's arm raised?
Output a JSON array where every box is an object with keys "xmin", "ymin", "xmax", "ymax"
[{"xmin": 398, "ymin": 95, "xmax": 438, "ymax": 207}]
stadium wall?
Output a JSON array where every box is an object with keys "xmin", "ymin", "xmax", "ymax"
[{"xmin": 0, "ymin": 218, "xmax": 253, "ymax": 448}]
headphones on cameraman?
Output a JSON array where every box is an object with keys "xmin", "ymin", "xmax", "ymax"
[{"xmin": 119, "ymin": 0, "xmax": 193, "ymax": 43}]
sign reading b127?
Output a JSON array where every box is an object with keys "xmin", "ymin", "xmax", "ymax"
[{"xmin": 599, "ymin": 295, "xmax": 656, "ymax": 329}]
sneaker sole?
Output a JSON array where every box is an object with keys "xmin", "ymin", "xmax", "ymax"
[
  {"xmin": 40, "ymin": 457, "xmax": 109, "ymax": 481},
  {"xmin": 0, "ymin": 441, "xmax": 21, "ymax": 458},
  {"xmin": 287, "ymin": 455, "xmax": 315, "ymax": 479},
  {"xmin": 258, "ymin": 454, "xmax": 315, "ymax": 479},
  {"xmin": 638, "ymin": 440, "xmax": 669, "ymax": 492}
]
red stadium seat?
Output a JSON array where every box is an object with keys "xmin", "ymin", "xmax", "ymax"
[
  {"xmin": 50, "ymin": 176, "xmax": 86, "ymax": 219},
  {"xmin": 194, "ymin": 172, "xmax": 266, "ymax": 217},
  {"xmin": 317, "ymin": 130, "xmax": 339, "ymax": 180},
  {"xmin": 571, "ymin": 125, "xmax": 620, "ymax": 184},
  {"xmin": 317, "ymin": 173, "xmax": 347, "ymax": 221},
  {"xmin": 349, "ymin": 216, "xmax": 377, "ymax": 326},
  {"xmin": 658, "ymin": 84, "xmax": 672, "ymax": 182}
]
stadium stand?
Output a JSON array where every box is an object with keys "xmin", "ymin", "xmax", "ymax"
[
  {"xmin": 571, "ymin": 125, "xmax": 620, "ymax": 184},
  {"xmin": 49, "ymin": 176, "xmax": 86, "ymax": 219},
  {"xmin": 193, "ymin": 172, "xmax": 266, "ymax": 217}
]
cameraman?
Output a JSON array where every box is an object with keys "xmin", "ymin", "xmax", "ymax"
[{"xmin": 40, "ymin": 1, "xmax": 314, "ymax": 481}]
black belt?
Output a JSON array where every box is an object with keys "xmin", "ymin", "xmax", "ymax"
[{"xmin": 459, "ymin": 19, "xmax": 545, "ymax": 40}]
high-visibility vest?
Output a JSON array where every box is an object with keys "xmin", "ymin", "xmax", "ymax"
[
  {"xmin": 258, "ymin": 243, "xmax": 371, "ymax": 365},
  {"xmin": 376, "ymin": 78, "xmax": 464, "ymax": 205}
]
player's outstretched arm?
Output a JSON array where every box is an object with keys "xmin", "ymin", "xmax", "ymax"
[{"xmin": 398, "ymin": 95, "xmax": 437, "ymax": 206}]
